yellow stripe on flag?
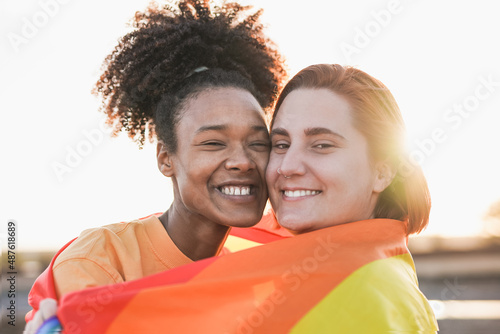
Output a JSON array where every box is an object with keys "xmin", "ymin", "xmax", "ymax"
[
  {"xmin": 291, "ymin": 253, "xmax": 438, "ymax": 333},
  {"xmin": 223, "ymin": 235, "xmax": 263, "ymax": 252}
]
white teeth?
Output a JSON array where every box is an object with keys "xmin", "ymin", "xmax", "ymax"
[
  {"xmin": 220, "ymin": 186, "xmax": 251, "ymax": 196},
  {"xmin": 284, "ymin": 190, "xmax": 320, "ymax": 198}
]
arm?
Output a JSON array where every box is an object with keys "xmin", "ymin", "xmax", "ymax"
[{"xmin": 52, "ymin": 258, "xmax": 122, "ymax": 298}]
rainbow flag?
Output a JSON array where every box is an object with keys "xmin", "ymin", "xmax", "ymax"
[{"xmin": 29, "ymin": 218, "xmax": 438, "ymax": 333}]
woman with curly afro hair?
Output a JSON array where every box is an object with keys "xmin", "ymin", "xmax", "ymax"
[{"xmin": 25, "ymin": 0, "xmax": 287, "ymax": 329}]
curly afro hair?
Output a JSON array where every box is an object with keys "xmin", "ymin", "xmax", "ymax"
[{"xmin": 93, "ymin": 0, "xmax": 287, "ymax": 150}]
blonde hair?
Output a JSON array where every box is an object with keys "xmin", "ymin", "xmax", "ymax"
[{"xmin": 272, "ymin": 64, "xmax": 430, "ymax": 235}]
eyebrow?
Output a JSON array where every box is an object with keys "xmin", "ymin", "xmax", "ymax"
[
  {"xmin": 196, "ymin": 124, "xmax": 228, "ymax": 134},
  {"xmin": 304, "ymin": 127, "xmax": 346, "ymax": 140},
  {"xmin": 270, "ymin": 127, "xmax": 346, "ymax": 140},
  {"xmin": 270, "ymin": 127, "xmax": 289, "ymax": 137},
  {"xmin": 196, "ymin": 124, "xmax": 268, "ymax": 134}
]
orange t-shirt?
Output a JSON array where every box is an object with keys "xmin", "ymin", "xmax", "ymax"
[{"xmin": 52, "ymin": 215, "xmax": 192, "ymax": 298}]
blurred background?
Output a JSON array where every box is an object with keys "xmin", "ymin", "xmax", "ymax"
[{"xmin": 1, "ymin": 0, "xmax": 499, "ymax": 333}]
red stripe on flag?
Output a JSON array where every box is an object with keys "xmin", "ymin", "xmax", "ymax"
[
  {"xmin": 25, "ymin": 238, "xmax": 77, "ymax": 322},
  {"xmin": 230, "ymin": 213, "xmax": 292, "ymax": 243},
  {"xmin": 59, "ymin": 257, "xmax": 218, "ymax": 333}
]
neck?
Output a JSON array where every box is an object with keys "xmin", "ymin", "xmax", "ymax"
[{"xmin": 159, "ymin": 203, "xmax": 231, "ymax": 261}]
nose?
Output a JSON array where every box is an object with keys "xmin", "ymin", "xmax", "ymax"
[
  {"xmin": 276, "ymin": 144, "xmax": 306, "ymax": 178},
  {"xmin": 224, "ymin": 145, "xmax": 256, "ymax": 172}
]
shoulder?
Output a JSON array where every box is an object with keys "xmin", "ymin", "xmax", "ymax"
[
  {"xmin": 340, "ymin": 253, "xmax": 438, "ymax": 331},
  {"xmin": 294, "ymin": 252, "xmax": 438, "ymax": 332},
  {"xmin": 53, "ymin": 215, "xmax": 162, "ymax": 267}
]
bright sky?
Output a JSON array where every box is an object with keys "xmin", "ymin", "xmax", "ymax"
[{"xmin": 1, "ymin": 0, "xmax": 499, "ymax": 251}]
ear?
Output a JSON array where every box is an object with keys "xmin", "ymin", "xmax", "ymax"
[
  {"xmin": 373, "ymin": 161, "xmax": 396, "ymax": 194},
  {"xmin": 157, "ymin": 141, "xmax": 174, "ymax": 177}
]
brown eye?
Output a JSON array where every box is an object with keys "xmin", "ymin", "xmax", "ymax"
[
  {"xmin": 250, "ymin": 141, "xmax": 271, "ymax": 151},
  {"xmin": 199, "ymin": 141, "xmax": 226, "ymax": 150},
  {"xmin": 314, "ymin": 144, "xmax": 334, "ymax": 149},
  {"xmin": 272, "ymin": 142, "xmax": 289, "ymax": 152}
]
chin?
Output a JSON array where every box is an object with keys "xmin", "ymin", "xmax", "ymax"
[
  {"xmin": 221, "ymin": 212, "xmax": 262, "ymax": 228},
  {"xmin": 275, "ymin": 214, "xmax": 312, "ymax": 234}
]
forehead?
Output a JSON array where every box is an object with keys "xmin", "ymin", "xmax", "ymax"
[
  {"xmin": 273, "ymin": 88, "xmax": 353, "ymax": 133},
  {"xmin": 179, "ymin": 87, "xmax": 266, "ymax": 130}
]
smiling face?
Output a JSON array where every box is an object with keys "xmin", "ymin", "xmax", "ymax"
[
  {"xmin": 161, "ymin": 87, "xmax": 270, "ymax": 228},
  {"xmin": 266, "ymin": 88, "xmax": 387, "ymax": 234}
]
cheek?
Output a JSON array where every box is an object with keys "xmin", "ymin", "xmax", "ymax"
[
  {"xmin": 177, "ymin": 156, "xmax": 213, "ymax": 186},
  {"xmin": 316, "ymin": 155, "xmax": 365, "ymax": 190},
  {"xmin": 265, "ymin": 170, "xmax": 276, "ymax": 193},
  {"xmin": 265, "ymin": 154, "xmax": 280, "ymax": 185},
  {"xmin": 340, "ymin": 159, "xmax": 375, "ymax": 198},
  {"xmin": 254, "ymin": 151, "xmax": 270, "ymax": 174},
  {"xmin": 352, "ymin": 152, "xmax": 376, "ymax": 182}
]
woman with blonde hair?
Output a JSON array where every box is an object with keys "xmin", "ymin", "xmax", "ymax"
[{"xmin": 267, "ymin": 63, "xmax": 431, "ymax": 235}]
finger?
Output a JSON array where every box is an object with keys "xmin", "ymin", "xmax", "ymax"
[
  {"xmin": 39, "ymin": 298, "xmax": 58, "ymax": 319},
  {"xmin": 24, "ymin": 311, "xmax": 43, "ymax": 334}
]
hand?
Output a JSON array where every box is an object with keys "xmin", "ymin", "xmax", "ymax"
[{"xmin": 24, "ymin": 298, "xmax": 58, "ymax": 334}]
